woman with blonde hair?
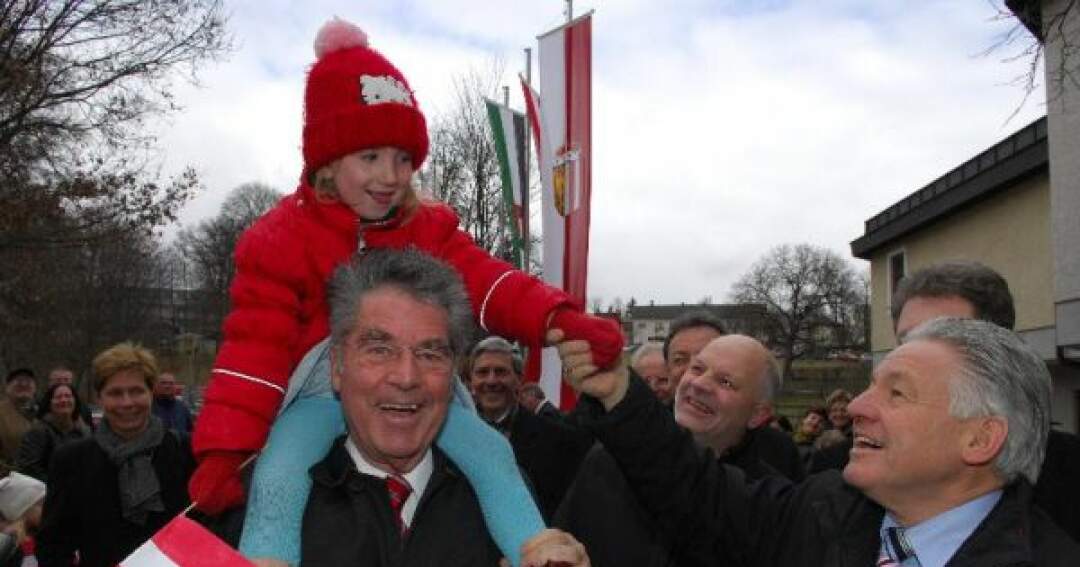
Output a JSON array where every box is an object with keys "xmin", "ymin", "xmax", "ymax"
[{"xmin": 36, "ymin": 343, "xmax": 194, "ymax": 567}]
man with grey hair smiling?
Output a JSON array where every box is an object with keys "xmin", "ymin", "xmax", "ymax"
[
  {"xmin": 297, "ymin": 249, "xmax": 589, "ymax": 567},
  {"xmin": 555, "ymin": 317, "xmax": 1080, "ymax": 566},
  {"xmin": 809, "ymin": 259, "xmax": 1080, "ymax": 542},
  {"xmin": 467, "ymin": 335, "xmax": 591, "ymax": 521}
]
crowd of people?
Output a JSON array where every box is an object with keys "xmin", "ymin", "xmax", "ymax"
[
  {"xmin": 1, "ymin": 250, "xmax": 1078, "ymax": 567},
  {"xmin": 0, "ymin": 13, "xmax": 1077, "ymax": 567}
]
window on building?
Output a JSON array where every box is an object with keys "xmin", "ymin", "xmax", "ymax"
[{"xmin": 888, "ymin": 250, "xmax": 906, "ymax": 298}]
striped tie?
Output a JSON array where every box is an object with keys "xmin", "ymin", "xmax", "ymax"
[
  {"xmin": 877, "ymin": 548, "xmax": 898, "ymax": 567},
  {"xmin": 386, "ymin": 475, "xmax": 413, "ymax": 534},
  {"xmin": 878, "ymin": 526, "xmax": 915, "ymax": 566}
]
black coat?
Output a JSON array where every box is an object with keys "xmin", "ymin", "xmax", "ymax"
[
  {"xmin": 15, "ymin": 419, "xmax": 89, "ymax": 481},
  {"xmin": 301, "ymin": 437, "xmax": 503, "ymax": 566},
  {"xmin": 1033, "ymin": 429, "xmax": 1080, "ymax": 543},
  {"xmin": 810, "ymin": 427, "xmax": 1080, "ymax": 543},
  {"xmin": 535, "ymin": 400, "xmax": 564, "ymax": 421},
  {"xmin": 507, "ymin": 404, "xmax": 592, "ymax": 521},
  {"xmin": 582, "ymin": 374, "xmax": 1080, "ymax": 567},
  {"xmin": 36, "ymin": 432, "xmax": 194, "ymax": 567},
  {"xmin": 554, "ymin": 414, "xmax": 803, "ymax": 567}
]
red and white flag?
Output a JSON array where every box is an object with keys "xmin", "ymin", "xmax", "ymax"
[
  {"xmin": 121, "ymin": 515, "xmax": 255, "ymax": 567},
  {"xmin": 525, "ymin": 12, "xmax": 594, "ymax": 410}
]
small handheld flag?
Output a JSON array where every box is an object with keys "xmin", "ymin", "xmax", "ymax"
[{"xmin": 120, "ymin": 515, "xmax": 256, "ymax": 567}]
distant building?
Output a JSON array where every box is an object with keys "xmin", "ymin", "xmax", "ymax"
[{"xmin": 622, "ymin": 303, "xmax": 768, "ymax": 347}]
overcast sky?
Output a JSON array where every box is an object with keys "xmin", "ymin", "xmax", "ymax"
[{"xmin": 157, "ymin": 0, "xmax": 1046, "ymax": 306}]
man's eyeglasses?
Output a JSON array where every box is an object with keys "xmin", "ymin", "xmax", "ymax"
[{"xmin": 353, "ymin": 338, "xmax": 453, "ymax": 372}]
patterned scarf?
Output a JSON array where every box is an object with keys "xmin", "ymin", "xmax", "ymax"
[{"xmin": 94, "ymin": 415, "xmax": 166, "ymax": 525}]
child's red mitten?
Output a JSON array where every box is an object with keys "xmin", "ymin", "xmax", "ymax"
[
  {"xmin": 188, "ymin": 450, "xmax": 249, "ymax": 515},
  {"xmin": 549, "ymin": 309, "xmax": 625, "ymax": 369}
]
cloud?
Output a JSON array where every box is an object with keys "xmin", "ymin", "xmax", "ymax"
[{"xmin": 159, "ymin": 0, "xmax": 1045, "ymax": 305}]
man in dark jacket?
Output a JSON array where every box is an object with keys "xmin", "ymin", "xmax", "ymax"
[
  {"xmin": 554, "ymin": 317, "xmax": 1080, "ymax": 566},
  {"xmin": 467, "ymin": 336, "xmax": 591, "ymax": 521},
  {"xmin": 809, "ymin": 260, "xmax": 1080, "ymax": 543},
  {"xmin": 150, "ymin": 372, "xmax": 194, "ymax": 434},
  {"xmin": 518, "ymin": 382, "xmax": 563, "ymax": 420},
  {"xmin": 555, "ymin": 334, "xmax": 802, "ymax": 567},
  {"xmin": 301, "ymin": 249, "xmax": 586, "ymax": 567}
]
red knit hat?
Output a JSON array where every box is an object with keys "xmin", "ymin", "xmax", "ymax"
[{"xmin": 302, "ymin": 18, "xmax": 429, "ymax": 179}]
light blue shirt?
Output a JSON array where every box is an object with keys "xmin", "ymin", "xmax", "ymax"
[{"xmin": 881, "ymin": 490, "xmax": 1003, "ymax": 567}]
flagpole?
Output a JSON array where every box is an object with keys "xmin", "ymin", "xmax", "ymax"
[
  {"xmin": 566, "ymin": 0, "xmax": 573, "ymax": 21},
  {"xmin": 523, "ymin": 47, "xmax": 532, "ymax": 274},
  {"xmin": 537, "ymin": 9, "xmax": 595, "ymax": 40}
]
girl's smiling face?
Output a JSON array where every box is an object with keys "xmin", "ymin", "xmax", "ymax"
[{"xmin": 331, "ymin": 147, "xmax": 414, "ymax": 220}]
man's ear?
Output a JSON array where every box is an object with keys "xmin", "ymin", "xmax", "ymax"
[
  {"xmin": 747, "ymin": 402, "xmax": 773, "ymax": 430},
  {"xmin": 330, "ymin": 346, "xmax": 343, "ymax": 393},
  {"xmin": 960, "ymin": 416, "xmax": 1008, "ymax": 467}
]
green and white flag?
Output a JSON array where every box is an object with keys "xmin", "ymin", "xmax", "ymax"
[{"xmin": 485, "ymin": 98, "xmax": 529, "ymax": 269}]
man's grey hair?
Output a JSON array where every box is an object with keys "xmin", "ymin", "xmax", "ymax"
[
  {"xmin": 904, "ymin": 317, "xmax": 1051, "ymax": 484},
  {"xmin": 630, "ymin": 342, "xmax": 664, "ymax": 369},
  {"xmin": 891, "ymin": 261, "xmax": 1015, "ymax": 331},
  {"xmin": 469, "ymin": 336, "xmax": 523, "ymax": 375},
  {"xmin": 662, "ymin": 311, "xmax": 727, "ymax": 362},
  {"xmin": 328, "ymin": 248, "xmax": 475, "ymax": 358}
]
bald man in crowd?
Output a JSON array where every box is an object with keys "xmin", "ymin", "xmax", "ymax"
[{"xmin": 555, "ymin": 334, "xmax": 800, "ymax": 567}]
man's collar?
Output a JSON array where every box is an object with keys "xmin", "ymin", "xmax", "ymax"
[
  {"xmin": 345, "ymin": 436, "xmax": 434, "ymax": 498},
  {"xmin": 882, "ymin": 489, "xmax": 1002, "ymax": 567},
  {"xmin": 345, "ymin": 437, "xmax": 434, "ymax": 529},
  {"xmin": 483, "ymin": 403, "xmax": 519, "ymax": 434}
]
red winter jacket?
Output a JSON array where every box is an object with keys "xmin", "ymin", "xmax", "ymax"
[{"xmin": 192, "ymin": 183, "xmax": 573, "ymax": 457}]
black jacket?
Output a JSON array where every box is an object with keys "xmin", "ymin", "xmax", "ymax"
[
  {"xmin": 506, "ymin": 404, "xmax": 592, "ymax": 521},
  {"xmin": 36, "ymin": 432, "xmax": 194, "ymax": 567},
  {"xmin": 15, "ymin": 419, "xmax": 89, "ymax": 481},
  {"xmin": 582, "ymin": 374, "xmax": 1080, "ymax": 567},
  {"xmin": 555, "ymin": 411, "xmax": 803, "ymax": 567},
  {"xmin": 810, "ymin": 427, "xmax": 1080, "ymax": 543},
  {"xmin": 301, "ymin": 437, "xmax": 503, "ymax": 566}
]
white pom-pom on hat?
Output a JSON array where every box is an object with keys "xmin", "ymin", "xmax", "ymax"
[{"xmin": 313, "ymin": 17, "xmax": 369, "ymax": 59}]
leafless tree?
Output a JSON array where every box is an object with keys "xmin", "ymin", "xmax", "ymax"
[
  {"xmin": 0, "ymin": 229, "xmax": 169, "ymax": 387},
  {"xmin": 176, "ymin": 182, "xmax": 282, "ymax": 337},
  {"xmin": 0, "ymin": 0, "xmax": 230, "ymax": 253},
  {"xmin": 993, "ymin": 0, "xmax": 1078, "ymax": 119},
  {"xmin": 424, "ymin": 62, "xmax": 516, "ymax": 263},
  {"xmin": 0, "ymin": 0, "xmax": 231, "ymax": 367},
  {"xmin": 0, "ymin": 0, "xmax": 231, "ymax": 173},
  {"xmin": 730, "ymin": 244, "xmax": 865, "ymax": 378}
]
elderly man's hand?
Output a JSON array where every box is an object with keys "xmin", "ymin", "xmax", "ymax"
[
  {"xmin": 546, "ymin": 329, "xmax": 629, "ymax": 411},
  {"xmin": 498, "ymin": 528, "xmax": 590, "ymax": 567}
]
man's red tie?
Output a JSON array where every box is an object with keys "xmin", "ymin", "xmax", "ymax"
[{"xmin": 386, "ymin": 475, "xmax": 413, "ymax": 534}]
